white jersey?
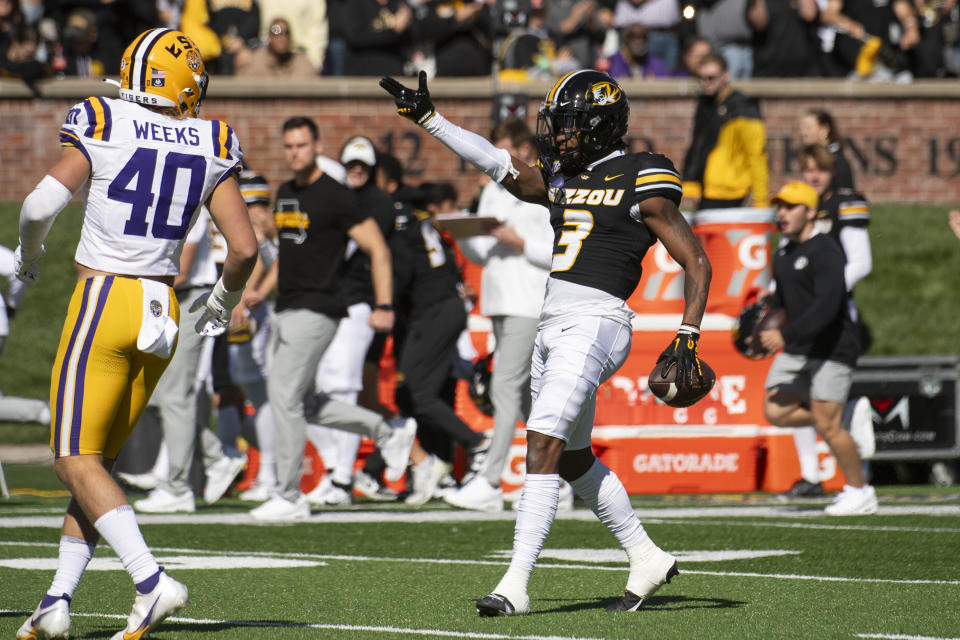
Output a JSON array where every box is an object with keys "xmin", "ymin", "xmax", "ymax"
[{"xmin": 58, "ymin": 96, "xmax": 243, "ymax": 276}]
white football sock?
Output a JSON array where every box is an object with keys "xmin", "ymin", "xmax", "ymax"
[
  {"xmin": 306, "ymin": 424, "xmax": 339, "ymax": 471},
  {"xmin": 495, "ymin": 473, "xmax": 559, "ymax": 599},
  {"xmin": 793, "ymin": 426, "xmax": 821, "ymax": 484},
  {"xmin": 255, "ymin": 402, "xmax": 276, "ymax": 486},
  {"xmin": 48, "ymin": 535, "xmax": 95, "ymax": 599},
  {"xmin": 94, "ymin": 505, "xmax": 159, "ymax": 584},
  {"xmin": 569, "ymin": 458, "xmax": 647, "ymax": 549},
  {"xmin": 151, "ymin": 439, "xmax": 169, "ymax": 481}
]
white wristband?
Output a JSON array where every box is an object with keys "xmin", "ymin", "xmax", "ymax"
[
  {"xmin": 422, "ymin": 112, "xmax": 519, "ymax": 183},
  {"xmin": 212, "ymin": 277, "xmax": 243, "ymax": 311},
  {"xmin": 678, "ymin": 324, "xmax": 700, "ymax": 335}
]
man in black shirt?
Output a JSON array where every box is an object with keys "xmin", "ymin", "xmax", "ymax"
[
  {"xmin": 759, "ymin": 181, "xmax": 877, "ymax": 516},
  {"xmin": 250, "ymin": 117, "xmax": 416, "ymax": 522}
]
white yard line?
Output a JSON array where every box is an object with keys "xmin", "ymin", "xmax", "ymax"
[
  {"xmin": 857, "ymin": 634, "xmax": 960, "ymax": 640},
  {"xmin": 1, "ymin": 503, "xmax": 959, "ymax": 530},
  {"xmin": 0, "ymin": 610, "xmax": 622, "ymax": 640}
]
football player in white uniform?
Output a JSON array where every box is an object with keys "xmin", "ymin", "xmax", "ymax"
[
  {"xmin": 16, "ymin": 29, "xmax": 257, "ymax": 640},
  {"xmin": 381, "ymin": 71, "xmax": 712, "ymax": 615}
]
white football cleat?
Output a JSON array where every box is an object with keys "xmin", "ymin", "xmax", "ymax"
[
  {"xmin": 444, "ymin": 474, "xmax": 503, "ymax": 512},
  {"xmin": 353, "ymin": 470, "xmax": 398, "ymax": 502},
  {"xmin": 250, "ymin": 494, "xmax": 310, "ymax": 522},
  {"xmin": 378, "ymin": 417, "xmax": 417, "ymax": 482},
  {"xmin": 608, "ymin": 545, "xmax": 679, "ymax": 611},
  {"xmin": 825, "ymin": 484, "xmax": 878, "ymax": 516},
  {"xmin": 17, "ymin": 595, "xmax": 70, "ymax": 639},
  {"xmin": 111, "ymin": 570, "xmax": 187, "ymax": 640},
  {"xmin": 134, "ymin": 488, "xmax": 195, "ymax": 514},
  {"xmin": 203, "ymin": 455, "xmax": 246, "ymax": 504}
]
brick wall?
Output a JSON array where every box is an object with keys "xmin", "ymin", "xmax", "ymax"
[{"xmin": 3, "ymin": 81, "xmax": 959, "ymax": 205}]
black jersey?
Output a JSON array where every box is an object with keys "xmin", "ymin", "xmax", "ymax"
[
  {"xmin": 340, "ymin": 182, "xmax": 397, "ymax": 306},
  {"xmin": 771, "ymin": 233, "xmax": 859, "ymax": 366},
  {"xmin": 274, "ymin": 173, "xmax": 364, "ymax": 317},
  {"xmin": 547, "ymin": 151, "xmax": 682, "ymax": 301},
  {"xmin": 390, "ymin": 209, "xmax": 462, "ymax": 319},
  {"xmin": 814, "ymin": 188, "xmax": 870, "ymax": 252},
  {"xmin": 238, "ymin": 170, "xmax": 271, "ymax": 207}
]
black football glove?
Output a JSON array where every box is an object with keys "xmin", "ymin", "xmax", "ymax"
[
  {"xmin": 657, "ymin": 328, "xmax": 704, "ymax": 388},
  {"xmin": 379, "ymin": 70, "xmax": 436, "ymax": 125}
]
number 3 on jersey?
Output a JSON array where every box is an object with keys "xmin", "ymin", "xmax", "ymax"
[
  {"xmin": 108, "ymin": 147, "xmax": 206, "ymax": 240},
  {"xmin": 552, "ymin": 209, "xmax": 593, "ymax": 272}
]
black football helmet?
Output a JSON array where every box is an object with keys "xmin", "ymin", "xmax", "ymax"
[{"xmin": 535, "ymin": 70, "xmax": 630, "ymax": 176}]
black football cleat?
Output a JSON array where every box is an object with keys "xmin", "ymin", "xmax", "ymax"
[
  {"xmin": 778, "ymin": 479, "xmax": 824, "ymax": 499},
  {"xmin": 605, "ymin": 559, "xmax": 679, "ymax": 612}
]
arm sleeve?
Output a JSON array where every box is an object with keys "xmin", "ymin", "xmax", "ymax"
[
  {"xmin": 839, "ymin": 225, "xmax": 871, "ymax": 290},
  {"xmin": 19, "ymin": 175, "xmax": 74, "ymax": 260},
  {"xmin": 422, "ymin": 113, "xmax": 518, "ymax": 183}
]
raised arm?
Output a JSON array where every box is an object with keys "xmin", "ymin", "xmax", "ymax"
[{"xmin": 379, "ymin": 72, "xmax": 547, "ymax": 206}]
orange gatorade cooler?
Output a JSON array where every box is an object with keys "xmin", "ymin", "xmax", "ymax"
[
  {"xmin": 693, "ymin": 207, "xmax": 776, "ymax": 316},
  {"xmin": 626, "ymin": 211, "xmax": 694, "ymax": 316}
]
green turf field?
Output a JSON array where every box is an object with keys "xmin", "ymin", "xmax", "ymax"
[{"xmin": 1, "ymin": 464, "xmax": 959, "ymax": 639}]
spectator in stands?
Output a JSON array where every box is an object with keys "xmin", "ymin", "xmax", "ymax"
[
  {"xmin": 236, "ymin": 17, "xmax": 316, "ymax": 76},
  {"xmin": 1, "ymin": 22, "xmax": 45, "ymax": 90},
  {"xmin": 545, "ymin": 0, "xmax": 615, "ymax": 73},
  {"xmin": 444, "ymin": 118, "xmax": 552, "ymax": 513},
  {"xmin": 747, "ymin": 0, "xmax": 819, "ymax": 77},
  {"xmin": 411, "ymin": 0, "xmax": 492, "ymax": 77},
  {"xmin": 324, "ymin": 0, "xmax": 347, "ymax": 75},
  {"xmin": 497, "ymin": 0, "xmax": 553, "ymax": 80},
  {"xmin": 258, "ymin": 0, "xmax": 327, "ymax": 72},
  {"xmin": 58, "ymin": 8, "xmax": 107, "ymax": 77},
  {"xmin": 341, "ymin": 0, "xmax": 413, "ymax": 77},
  {"xmin": 821, "ymin": 0, "xmax": 919, "ymax": 81},
  {"xmin": 798, "ymin": 108, "xmax": 855, "ymax": 190},
  {"xmin": 760, "ymin": 181, "xmax": 876, "ymax": 516},
  {"xmin": 608, "ymin": 21, "xmax": 671, "ymax": 78},
  {"xmin": 181, "ymin": 0, "xmax": 261, "ymax": 75},
  {"xmin": 681, "ymin": 52, "xmax": 769, "ymax": 209},
  {"xmin": 676, "ymin": 33, "xmax": 713, "ymax": 76},
  {"xmin": 695, "ymin": 0, "xmax": 755, "ymax": 78},
  {"xmin": 612, "ymin": 0, "xmax": 682, "ymax": 74}
]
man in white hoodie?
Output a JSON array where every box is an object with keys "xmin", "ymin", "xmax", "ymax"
[{"xmin": 446, "ymin": 118, "xmax": 554, "ymax": 512}]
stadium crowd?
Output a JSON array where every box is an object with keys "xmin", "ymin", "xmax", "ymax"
[{"xmin": 3, "ymin": 0, "xmax": 960, "ymax": 91}]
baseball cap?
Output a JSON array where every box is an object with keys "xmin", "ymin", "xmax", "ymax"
[
  {"xmin": 340, "ymin": 136, "xmax": 377, "ymax": 167},
  {"xmin": 771, "ymin": 181, "xmax": 817, "ymax": 210}
]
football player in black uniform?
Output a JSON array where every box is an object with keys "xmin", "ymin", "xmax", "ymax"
[{"xmin": 381, "ymin": 70, "xmax": 712, "ymax": 615}]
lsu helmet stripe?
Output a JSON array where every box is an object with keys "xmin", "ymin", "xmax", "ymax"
[
  {"xmin": 125, "ymin": 29, "xmax": 154, "ymax": 89},
  {"xmin": 131, "ymin": 29, "xmax": 172, "ymax": 92}
]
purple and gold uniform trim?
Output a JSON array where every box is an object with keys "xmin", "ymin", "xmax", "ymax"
[{"xmin": 53, "ymin": 276, "xmax": 113, "ymax": 457}]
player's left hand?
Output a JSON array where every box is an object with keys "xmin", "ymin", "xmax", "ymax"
[
  {"xmin": 656, "ymin": 329, "xmax": 704, "ymax": 388},
  {"xmin": 379, "ymin": 71, "xmax": 436, "ymax": 125},
  {"xmin": 14, "ymin": 244, "xmax": 43, "ymax": 283},
  {"xmin": 189, "ymin": 288, "xmax": 231, "ymax": 337}
]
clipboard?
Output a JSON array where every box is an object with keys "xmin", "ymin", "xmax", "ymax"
[{"xmin": 435, "ymin": 213, "xmax": 500, "ymax": 238}]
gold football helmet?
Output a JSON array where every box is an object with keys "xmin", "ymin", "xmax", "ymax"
[{"xmin": 118, "ymin": 29, "xmax": 208, "ymax": 117}]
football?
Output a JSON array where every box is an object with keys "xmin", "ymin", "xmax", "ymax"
[
  {"xmin": 733, "ymin": 302, "xmax": 786, "ymax": 359},
  {"xmin": 648, "ymin": 358, "xmax": 716, "ymax": 407}
]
